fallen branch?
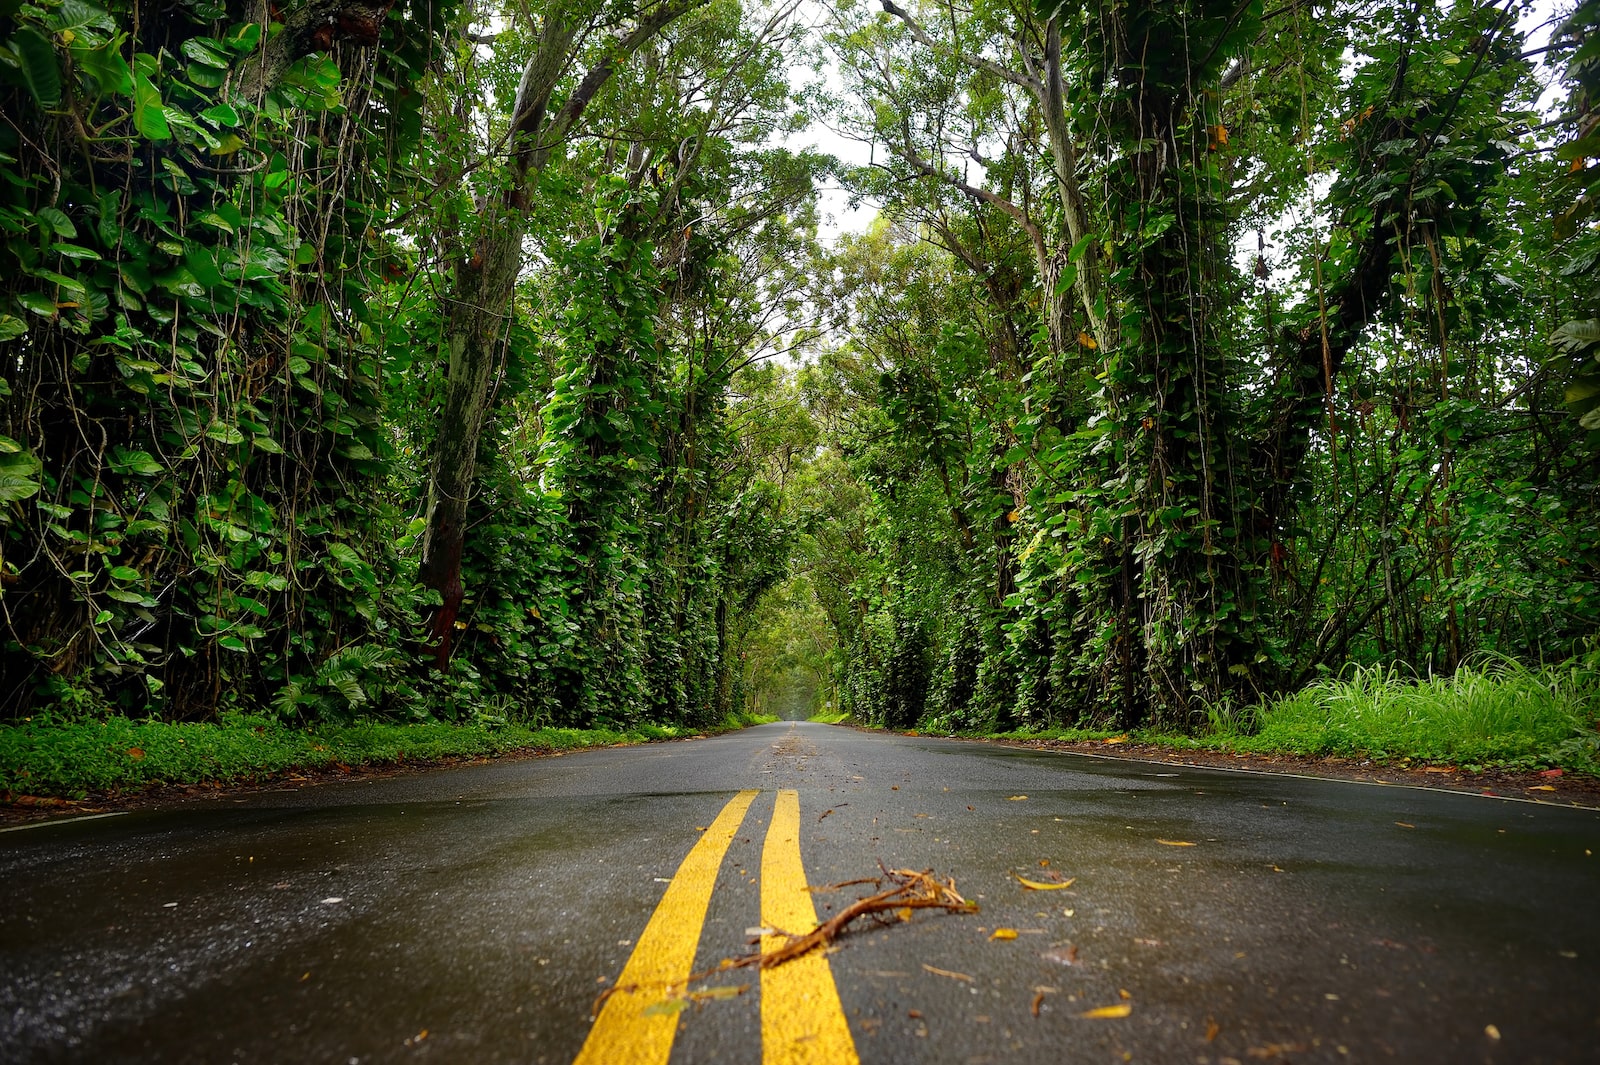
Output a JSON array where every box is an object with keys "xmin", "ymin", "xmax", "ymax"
[
  {"xmin": 728, "ymin": 864, "xmax": 978, "ymax": 972},
  {"xmin": 591, "ymin": 865, "xmax": 976, "ymax": 1017}
]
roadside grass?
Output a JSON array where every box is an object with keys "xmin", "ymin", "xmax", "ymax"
[
  {"xmin": 808, "ymin": 708, "xmax": 854, "ymax": 724},
  {"xmin": 972, "ymin": 660, "xmax": 1600, "ymax": 774},
  {"xmin": 0, "ymin": 710, "xmax": 771, "ymax": 800},
  {"xmin": 1220, "ymin": 661, "xmax": 1600, "ymax": 771}
]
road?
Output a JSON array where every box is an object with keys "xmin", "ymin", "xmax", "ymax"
[{"xmin": 2, "ymin": 721, "xmax": 1597, "ymax": 1064}]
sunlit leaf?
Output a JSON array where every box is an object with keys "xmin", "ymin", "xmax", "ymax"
[{"xmin": 1080, "ymin": 1003, "xmax": 1131, "ymax": 1019}]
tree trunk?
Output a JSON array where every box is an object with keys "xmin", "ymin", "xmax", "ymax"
[{"xmin": 415, "ymin": 0, "xmax": 704, "ymax": 667}]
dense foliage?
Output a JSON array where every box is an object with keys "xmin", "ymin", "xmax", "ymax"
[
  {"xmin": 2, "ymin": 0, "xmax": 1595, "ymax": 745},
  {"xmin": 769, "ymin": 0, "xmax": 1600, "ymax": 732},
  {"xmin": 0, "ymin": 0, "xmax": 817, "ymax": 729}
]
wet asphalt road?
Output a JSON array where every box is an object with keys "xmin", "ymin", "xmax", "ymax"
[{"xmin": 2, "ymin": 720, "xmax": 1598, "ymax": 1065}]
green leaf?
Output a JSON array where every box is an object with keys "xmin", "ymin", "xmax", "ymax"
[
  {"xmin": 35, "ymin": 206, "xmax": 75, "ymax": 239},
  {"xmin": 18, "ymin": 292, "xmax": 57, "ymax": 317},
  {"xmin": 0, "ymin": 451, "xmax": 42, "ymax": 504},
  {"xmin": 1553, "ymin": 319, "xmax": 1600, "ymax": 353},
  {"xmin": 1565, "ymin": 376, "xmax": 1600, "ymax": 406},
  {"xmin": 181, "ymin": 38, "xmax": 230, "ymax": 68},
  {"xmin": 218, "ymin": 635, "xmax": 249, "ymax": 652},
  {"xmin": 0, "ymin": 314, "xmax": 24, "ymax": 341},
  {"xmin": 201, "ymin": 102, "xmax": 240, "ymax": 127},
  {"xmin": 50, "ymin": 242, "xmax": 102, "ymax": 261},
  {"xmin": 72, "ymin": 38, "xmax": 132, "ymax": 93},
  {"xmin": 109, "ymin": 565, "xmax": 140, "ymax": 580},
  {"xmin": 50, "ymin": 0, "xmax": 119, "ymax": 33},
  {"xmin": 132, "ymin": 73, "xmax": 171, "ymax": 141},
  {"xmin": 0, "ymin": 435, "xmax": 21, "ymax": 453},
  {"xmin": 222, "ymin": 22, "xmax": 262, "ymax": 53},
  {"xmin": 204, "ymin": 421, "xmax": 245, "ymax": 445},
  {"xmin": 13, "ymin": 27, "xmax": 62, "ymax": 109}
]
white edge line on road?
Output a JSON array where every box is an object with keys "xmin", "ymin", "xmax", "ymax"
[{"xmin": 0, "ymin": 811, "xmax": 130, "ymax": 834}]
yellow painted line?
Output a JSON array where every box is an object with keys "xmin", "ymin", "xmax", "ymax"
[
  {"xmin": 572, "ymin": 789, "xmax": 758, "ymax": 1065},
  {"xmin": 761, "ymin": 789, "xmax": 860, "ymax": 1065}
]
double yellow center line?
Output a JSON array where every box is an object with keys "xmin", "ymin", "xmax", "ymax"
[{"xmin": 572, "ymin": 790, "xmax": 859, "ymax": 1065}]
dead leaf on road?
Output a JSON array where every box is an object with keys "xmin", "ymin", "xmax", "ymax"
[
  {"xmin": 990, "ymin": 928, "xmax": 1019, "ymax": 941},
  {"xmin": 1156, "ymin": 839, "xmax": 1196, "ymax": 847},
  {"xmin": 1395, "ymin": 822, "xmax": 1415, "ymax": 829},
  {"xmin": 1080, "ymin": 1003, "xmax": 1131, "ymax": 1019},
  {"xmin": 1016, "ymin": 875, "xmax": 1076, "ymax": 891},
  {"xmin": 1007, "ymin": 795, "xmax": 1028, "ymax": 801}
]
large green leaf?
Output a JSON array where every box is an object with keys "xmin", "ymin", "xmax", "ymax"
[
  {"xmin": 0, "ymin": 451, "xmax": 42, "ymax": 505},
  {"xmin": 72, "ymin": 37, "xmax": 132, "ymax": 94},
  {"xmin": 1553, "ymin": 319, "xmax": 1600, "ymax": 353},
  {"xmin": 132, "ymin": 73, "xmax": 171, "ymax": 141},
  {"xmin": 12, "ymin": 27, "xmax": 62, "ymax": 109}
]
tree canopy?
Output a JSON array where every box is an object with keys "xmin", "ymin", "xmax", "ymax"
[{"xmin": 0, "ymin": 0, "xmax": 1594, "ymax": 735}]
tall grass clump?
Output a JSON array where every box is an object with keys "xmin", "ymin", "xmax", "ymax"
[{"xmin": 1232, "ymin": 658, "xmax": 1600, "ymax": 768}]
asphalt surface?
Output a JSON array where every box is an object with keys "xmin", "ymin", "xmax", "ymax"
[{"xmin": 2, "ymin": 721, "xmax": 1597, "ymax": 1064}]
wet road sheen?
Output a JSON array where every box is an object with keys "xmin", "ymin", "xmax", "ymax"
[{"xmin": 3, "ymin": 722, "xmax": 1598, "ymax": 1064}]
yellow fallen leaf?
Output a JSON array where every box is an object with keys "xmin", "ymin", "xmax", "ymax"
[
  {"xmin": 990, "ymin": 928, "xmax": 1019, "ymax": 940},
  {"xmin": 1007, "ymin": 795, "xmax": 1028, "ymax": 801},
  {"xmin": 1016, "ymin": 876, "xmax": 1076, "ymax": 891},
  {"xmin": 126, "ymin": 747, "xmax": 145, "ymax": 760},
  {"xmin": 1081, "ymin": 1003, "xmax": 1132, "ymax": 1019},
  {"xmin": 1103, "ymin": 735, "xmax": 1127, "ymax": 744},
  {"xmin": 1078, "ymin": 331, "xmax": 1098, "ymax": 350},
  {"xmin": 896, "ymin": 906, "xmax": 913, "ymax": 921},
  {"xmin": 1529, "ymin": 785, "xmax": 1556, "ymax": 792},
  {"xmin": 1156, "ymin": 839, "xmax": 1195, "ymax": 847},
  {"xmin": 1395, "ymin": 822, "xmax": 1414, "ymax": 828}
]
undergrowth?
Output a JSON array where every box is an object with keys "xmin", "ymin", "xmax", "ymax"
[
  {"xmin": 961, "ymin": 660, "xmax": 1600, "ymax": 774},
  {"xmin": 0, "ymin": 710, "xmax": 771, "ymax": 800}
]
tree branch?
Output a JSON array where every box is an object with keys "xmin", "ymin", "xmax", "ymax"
[
  {"xmin": 879, "ymin": 0, "xmax": 1039, "ymax": 92},
  {"xmin": 890, "ymin": 133, "xmax": 1047, "ymax": 267}
]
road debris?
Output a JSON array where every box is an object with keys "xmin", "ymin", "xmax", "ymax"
[{"xmin": 727, "ymin": 865, "xmax": 977, "ymax": 972}]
